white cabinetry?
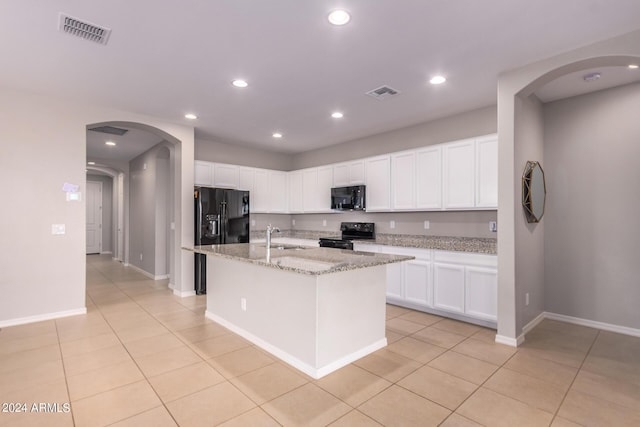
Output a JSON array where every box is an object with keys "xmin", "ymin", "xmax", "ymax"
[
  {"xmin": 238, "ymin": 167, "xmax": 255, "ymax": 192},
  {"xmin": 268, "ymin": 171, "xmax": 288, "ymax": 213},
  {"xmin": 356, "ymin": 243, "xmax": 497, "ymax": 325},
  {"xmin": 416, "ymin": 146, "xmax": 442, "ymax": 209},
  {"xmin": 195, "ymin": 161, "xmax": 214, "ymax": 186},
  {"xmin": 365, "ymin": 156, "xmax": 391, "ymax": 211},
  {"xmin": 433, "ymin": 250, "xmax": 497, "ymax": 322},
  {"xmin": 475, "ymin": 135, "xmax": 498, "ymax": 208},
  {"xmin": 354, "ymin": 244, "xmax": 432, "ymax": 309},
  {"xmin": 317, "ymin": 167, "xmax": 333, "ymax": 212},
  {"xmin": 213, "ymin": 163, "xmax": 239, "ymax": 189},
  {"xmin": 391, "ymin": 151, "xmax": 416, "ymax": 210},
  {"xmin": 443, "ymin": 139, "xmax": 476, "ymax": 209},
  {"xmin": 333, "ymin": 161, "xmax": 365, "ymax": 186},
  {"xmin": 252, "ymin": 169, "xmax": 269, "ymax": 213},
  {"xmin": 288, "ymin": 172, "xmax": 303, "ymax": 213}
]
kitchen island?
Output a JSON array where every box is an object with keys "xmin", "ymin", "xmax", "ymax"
[{"xmin": 186, "ymin": 243, "xmax": 412, "ymax": 379}]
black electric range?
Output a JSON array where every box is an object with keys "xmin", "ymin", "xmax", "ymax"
[{"xmin": 318, "ymin": 222, "xmax": 375, "ymax": 250}]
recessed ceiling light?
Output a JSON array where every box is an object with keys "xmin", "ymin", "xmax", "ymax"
[
  {"xmin": 629, "ymin": 64, "xmax": 639, "ymax": 69},
  {"xmin": 328, "ymin": 9, "xmax": 351, "ymax": 26},
  {"xmin": 184, "ymin": 113, "xmax": 198, "ymax": 120},
  {"xmin": 331, "ymin": 111, "xmax": 344, "ymax": 119},
  {"xmin": 87, "ymin": 161, "xmax": 95, "ymax": 165},
  {"xmin": 272, "ymin": 133, "xmax": 283, "ymax": 138},
  {"xmin": 232, "ymin": 79, "xmax": 248, "ymax": 88},
  {"xmin": 430, "ymin": 75, "xmax": 446, "ymax": 85},
  {"xmin": 105, "ymin": 141, "xmax": 116, "ymax": 146}
]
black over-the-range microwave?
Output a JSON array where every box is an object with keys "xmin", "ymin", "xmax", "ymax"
[{"xmin": 331, "ymin": 185, "xmax": 366, "ymax": 211}]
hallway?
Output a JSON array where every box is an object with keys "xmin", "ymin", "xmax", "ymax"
[{"xmin": 0, "ymin": 255, "xmax": 639, "ymax": 426}]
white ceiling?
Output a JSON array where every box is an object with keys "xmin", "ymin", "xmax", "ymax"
[{"xmin": 2, "ymin": 1, "xmax": 640, "ymax": 161}]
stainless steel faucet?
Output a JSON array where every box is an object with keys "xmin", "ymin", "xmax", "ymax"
[{"xmin": 266, "ymin": 224, "xmax": 281, "ymax": 248}]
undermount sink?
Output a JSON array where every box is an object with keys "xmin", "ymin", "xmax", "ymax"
[
  {"xmin": 259, "ymin": 243, "xmax": 309, "ymax": 251},
  {"xmin": 270, "ymin": 256, "xmax": 337, "ymax": 272}
]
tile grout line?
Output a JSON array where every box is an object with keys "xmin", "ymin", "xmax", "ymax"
[
  {"xmin": 85, "ymin": 258, "xmax": 286, "ymax": 425},
  {"xmin": 83, "ymin": 269, "xmax": 185, "ymax": 426},
  {"xmin": 53, "ymin": 315, "xmax": 77, "ymax": 427},
  {"xmin": 547, "ymin": 329, "xmax": 601, "ymax": 426}
]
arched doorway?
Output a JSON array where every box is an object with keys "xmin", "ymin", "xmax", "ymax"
[
  {"xmin": 496, "ymin": 52, "xmax": 640, "ymax": 345},
  {"xmin": 86, "ymin": 121, "xmax": 182, "ymax": 291}
]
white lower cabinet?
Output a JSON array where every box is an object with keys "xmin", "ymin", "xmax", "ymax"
[
  {"xmin": 404, "ymin": 259, "xmax": 432, "ymax": 307},
  {"xmin": 433, "ymin": 250, "xmax": 497, "ymax": 322},
  {"xmin": 464, "ymin": 266, "xmax": 498, "ymax": 321},
  {"xmin": 356, "ymin": 244, "xmax": 497, "ymax": 325},
  {"xmin": 433, "ymin": 262, "xmax": 465, "ymax": 313}
]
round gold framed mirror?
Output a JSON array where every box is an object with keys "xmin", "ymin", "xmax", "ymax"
[{"xmin": 522, "ymin": 161, "xmax": 546, "ymax": 223}]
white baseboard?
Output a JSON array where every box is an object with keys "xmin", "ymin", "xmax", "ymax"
[
  {"xmin": 173, "ymin": 288, "xmax": 196, "ymax": 298},
  {"xmin": 100, "ymin": 251, "xmax": 113, "ymax": 255},
  {"xmin": 544, "ymin": 312, "xmax": 640, "ymax": 338},
  {"xmin": 0, "ymin": 307, "xmax": 87, "ymax": 329},
  {"xmin": 127, "ymin": 264, "xmax": 169, "ymax": 281},
  {"xmin": 522, "ymin": 311, "xmax": 546, "ymax": 336},
  {"xmin": 205, "ymin": 310, "xmax": 387, "ymax": 379},
  {"xmin": 495, "ymin": 334, "xmax": 522, "ymax": 347}
]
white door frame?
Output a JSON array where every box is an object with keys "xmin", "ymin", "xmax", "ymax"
[{"xmin": 86, "ymin": 180, "xmax": 103, "ymax": 254}]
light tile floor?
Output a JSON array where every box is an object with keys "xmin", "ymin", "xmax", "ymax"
[{"xmin": 1, "ymin": 255, "xmax": 639, "ymax": 426}]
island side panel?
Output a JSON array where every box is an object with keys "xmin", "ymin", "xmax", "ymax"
[
  {"xmin": 316, "ymin": 265, "xmax": 387, "ymax": 369},
  {"xmin": 205, "ymin": 256, "xmax": 318, "ymax": 368}
]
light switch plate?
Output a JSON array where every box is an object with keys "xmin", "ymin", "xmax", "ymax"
[
  {"xmin": 390, "ymin": 220, "xmax": 395, "ymax": 229},
  {"xmin": 52, "ymin": 224, "xmax": 66, "ymax": 235},
  {"xmin": 489, "ymin": 221, "xmax": 497, "ymax": 232},
  {"xmin": 424, "ymin": 220, "xmax": 430, "ymax": 230}
]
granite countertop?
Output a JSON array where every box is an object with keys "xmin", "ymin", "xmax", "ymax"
[
  {"xmin": 184, "ymin": 243, "xmax": 413, "ymax": 276},
  {"xmin": 250, "ymin": 230, "xmax": 497, "ymax": 255}
]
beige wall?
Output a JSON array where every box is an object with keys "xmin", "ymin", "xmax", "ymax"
[
  {"xmin": 544, "ymin": 82, "xmax": 640, "ymax": 329},
  {"xmin": 496, "ymin": 29, "xmax": 640, "ymax": 343},
  {"xmin": 513, "ymin": 94, "xmax": 545, "ymax": 333},
  {"xmin": 0, "ymin": 87, "xmax": 195, "ymax": 326},
  {"xmin": 195, "ymin": 138, "xmax": 293, "ymax": 171},
  {"xmin": 292, "ymin": 106, "xmax": 497, "ymax": 169}
]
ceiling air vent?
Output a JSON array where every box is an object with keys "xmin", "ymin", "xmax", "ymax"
[
  {"xmin": 366, "ymin": 85, "xmax": 400, "ymax": 100},
  {"xmin": 88, "ymin": 126, "xmax": 129, "ymax": 136},
  {"xmin": 58, "ymin": 13, "xmax": 111, "ymax": 45}
]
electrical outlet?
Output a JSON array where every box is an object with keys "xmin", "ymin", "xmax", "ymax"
[
  {"xmin": 292, "ymin": 219, "xmax": 296, "ymax": 226},
  {"xmin": 390, "ymin": 220, "xmax": 395, "ymax": 229},
  {"xmin": 241, "ymin": 297, "xmax": 247, "ymax": 311},
  {"xmin": 251, "ymin": 219, "xmax": 256, "ymax": 226},
  {"xmin": 322, "ymin": 220, "xmax": 327, "ymax": 227},
  {"xmin": 489, "ymin": 221, "xmax": 497, "ymax": 232},
  {"xmin": 424, "ymin": 220, "xmax": 430, "ymax": 230},
  {"xmin": 525, "ymin": 293, "xmax": 530, "ymax": 306}
]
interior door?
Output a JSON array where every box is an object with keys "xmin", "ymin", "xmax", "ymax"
[{"xmin": 86, "ymin": 181, "xmax": 102, "ymax": 254}]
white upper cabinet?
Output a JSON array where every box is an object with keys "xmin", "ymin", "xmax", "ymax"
[
  {"xmin": 316, "ymin": 166, "xmax": 333, "ymax": 212},
  {"xmin": 252, "ymin": 169, "xmax": 269, "ymax": 213},
  {"xmin": 194, "ymin": 161, "xmax": 214, "ymax": 186},
  {"xmin": 391, "ymin": 151, "xmax": 416, "ymax": 210},
  {"xmin": 443, "ymin": 138, "xmax": 476, "ymax": 209},
  {"xmin": 333, "ymin": 160, "xmax": 365, "ymax": 186},
  {"xmin": 365, "ymin": 156, "xmax": 391, "ymax": 211},
  {"xmin": 268, "ymin": 171, "xmax": 288, "ymax": 213},
  {"xmin": 213, "ymin": 163, "xmax": 239, "ymax": 189},
  {"xmin": 288, "ymin": 171, "xmax": 303, "ymax": 213},
  {"xmin": 195, "ymin": 132, "xmax": 496, "ymax": 214},
  {"xmin": 416, "ymin": 146, "xmax": 443, "ymax": 209},
  {"xmin": 238, "ymin": 167, "xmax": 255, "ymax": 192},
  {"xmin": 475, "ymin": 134, "xmax": 498, "ymax": 208}
]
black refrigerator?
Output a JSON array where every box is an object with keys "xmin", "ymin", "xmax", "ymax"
[{"xmin": 194, "ymin": 187, "xmax": 250, "ymax": 294}]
